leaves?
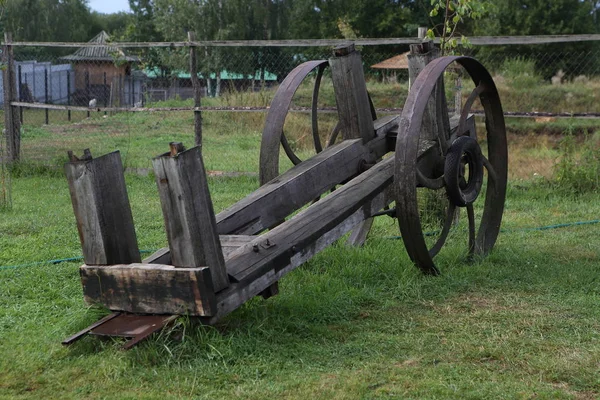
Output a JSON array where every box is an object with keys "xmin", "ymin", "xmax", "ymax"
[{"xmin": 427, "ymin": 0, "xmax": 491, "ymax": 54}]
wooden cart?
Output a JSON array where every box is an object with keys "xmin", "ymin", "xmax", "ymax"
[{"xmin": 62, "ymin": 44, "xmax": 507, "ymax": 349}]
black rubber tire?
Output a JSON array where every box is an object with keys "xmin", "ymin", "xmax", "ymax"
[{"xmin": 444, "ymin": 136, "xmax": 484, "ymax": 207}]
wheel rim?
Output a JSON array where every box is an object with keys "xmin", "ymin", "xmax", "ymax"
[
  {"xmin": 394, "ymin": 56, "xmax": 508, "ymax": 275},
  {"xmin": 260, "ymin": 60, "xmax": 330, "ymax": 185}
]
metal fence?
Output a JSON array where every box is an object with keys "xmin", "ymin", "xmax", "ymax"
[{"xmin": 1, "ymin": 35, "xmax": 600, "ymax": 185}]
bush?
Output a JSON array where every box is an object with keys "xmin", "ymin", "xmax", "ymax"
[
  {"xmin": 498, "ymin": 57, "xmax": 542, "ymax": 89},
  {"xmin": 553, "ymin": 128, "xmax": 600, "ymax": 194}
]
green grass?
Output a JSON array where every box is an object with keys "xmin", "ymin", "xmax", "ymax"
[
  {"xmin": 1, "ymin": 131, "xmax": 600, "ymax": 398},
  {"xmin": 2, "ymin": 92, "xmax": 600, "ymax": 398}
]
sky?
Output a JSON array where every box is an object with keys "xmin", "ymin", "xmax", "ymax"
[{"xmin": 88, "ymin": 0, "xmax": 131, "ymax": 14}]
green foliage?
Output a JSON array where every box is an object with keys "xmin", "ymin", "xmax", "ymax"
[
  {"xmin": 427, "ymin": 0, "xmax": 491, "ymax": 54},
  {"xmin": 498, "ymin": 57, "xmax": 542, "ymax": 88},
  {"xmin": 554, "ymin": 129, "xmax": 600, "ymax": 194}
]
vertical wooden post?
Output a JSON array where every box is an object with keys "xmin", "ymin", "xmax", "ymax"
[
  {"xmin": 2, "ymin": 33, "xmax": 21, "ymax": 162},
  {"xmin": 408, "ymin": 40, "xmax": 449, "ymax": 142},
  {"xmin": 44, "ymin": 68, "xmax": 49, "ymax": 125},
  {"xmin": 329, "ymin": 43, "xmax": 374, "ymax": 143},
  {"xmin": 330, "ymin": 43, "xmax": 376, "ymax": 247},
  {"xmin": 17, "ymin": 65, "xmax": 23, "ymax": 124},
  {"xmin": 64, "ymin": 150, "xmax": 141, "ymax": 265},
  {"xmin": 67, "ymin": 71, "xmax": 71, "ymax": 121},
  {"xmin": 188, "ymin": 32, "xmax": 203, "ymax": 148},
  {"xmin": 152, "ymin": 143, "xmax": 229, "ymax": 292},
  {"xmin": 85, "ymin": 71, "xmax": 90, "ymax": 118}
]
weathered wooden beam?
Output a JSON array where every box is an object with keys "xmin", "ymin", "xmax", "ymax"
[
  {"xmin": 224, "ymin": 155, "xmax": 397, "ymax": 282},
  {"xmin": 152, "ymin": 144, "xmax": 229, "ymax": 292},
  {"xmin": 64, "ymin": 150, "xmax": 140, "ymax": 265},
  {"xmin": 80, "ymin": 264, "xmax": 216, "ymax": 316},
  {"xmin": 217, "ymin": 116, "xmax": 397, "ymax": 235},
  {"xmin": 330, "ymin": 44, "xmax": 375, "ymax": 143}
]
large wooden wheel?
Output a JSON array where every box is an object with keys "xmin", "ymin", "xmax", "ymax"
[{"xmin": 394, "ymin": 56, "xmax": 508, "ymax": 275}]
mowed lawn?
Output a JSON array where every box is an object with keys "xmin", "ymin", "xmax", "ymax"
[{"xmin": 1, "ymin": 112, "xmax": 600, "ymax": 399}]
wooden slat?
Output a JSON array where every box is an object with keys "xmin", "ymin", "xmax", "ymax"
[
  {"xmin": 330, "ymin": 44, "xmax": 375, "ymax": 143},
  {"xmin": 224, "ymin": 156, "xmax": 396, "ymax": 282},
  {"xmin": 80, "ymin": 264, "xmax": 216, "ymax": 316},
  {"xmin": 64, "ymin": 151, "xmax": 140, "ymax": 265},
  {"xmin": 152, "ymin": 146, "xmax": 229, "ymax": 292},
  {"xmin": 216, "ymin": 123, "xmax": 392, "ymax": 235}
]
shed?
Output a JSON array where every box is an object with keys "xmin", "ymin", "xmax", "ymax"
[
  {"xmin": 371, "ymin": 51, "xmax": 410, "ymax": 84},
  {"xmin": 61, "ymin": 31, "xmax": 140, "ymax": 106}
]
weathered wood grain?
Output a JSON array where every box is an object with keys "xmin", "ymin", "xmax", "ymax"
[
  {"xmin": 216, "ymin": 118, "xmax": 395, "ymax": 235},
  {"xmin": 142, "ymin": 235, "xmax": 258, "ymax": 266},
  {"xmin": 80, "ymin": 264, "xmax": 216, "ymax": 316},
  {"xmin": 330, "ymin": 44, "xmax": 375, "ymax": 143},
  {"xmin": 152, "ymin": 146, "xmax": 229, "ymax": 292},
  {"xmin": 64, "ymin": 151, "xmax": 141, "ymax": 265},
  {"xmin": 209, "ymin": 189, "xmax": 390, "ymax": 322},
  {"xmin": 224, "ymin": 156, "xmax": 396, "ymax": 282}
]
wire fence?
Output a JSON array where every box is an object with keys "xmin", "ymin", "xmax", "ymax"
[{"xmin": 1, "ymin": 35, "xmax": 600, "ymax": 190}]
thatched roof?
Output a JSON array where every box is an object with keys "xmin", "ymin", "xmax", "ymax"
[
  {"xmin": 62, "ymin": 31, "xmax": 138, "ymax": 62},
  {"xmin": 371, "ymin": 52, "xmax": 410, "ymax": 70}
]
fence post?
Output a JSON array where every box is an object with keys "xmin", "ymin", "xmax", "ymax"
[
  {"xmin": 2, "ymin": 32, "xmax": 21, "ymax": 163},
  {"xmin": 85, "ymin": 71, "xmax": 90, "ymax": 118},
  {"xmin": 17, "ymin": 64, "xmax": 23, "ymax": 124},
  {"xmin": 103, "ymin": 72, "xmax": 107, "ymax": 115},
  {"xmin": 44, "ymin": 68, "xmax": 49, "ymax": 125},
  {"xmin": 188, "ymin": 31, "xmax": 203, "ymax": 148},
  {"xmin": 67, "ymin": 70, "xmax": 71, "ymax": 121}
]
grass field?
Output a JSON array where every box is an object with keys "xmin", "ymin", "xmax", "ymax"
[{"xmin": 1, "ymin": 82, "xmax": 600, "ymax": 398}]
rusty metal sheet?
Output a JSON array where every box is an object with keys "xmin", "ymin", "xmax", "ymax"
[{"xmin": 62, "ymin": 313, "xmax": 178, "ymax": 350}]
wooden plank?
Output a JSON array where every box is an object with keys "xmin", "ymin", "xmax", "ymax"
[
  {"xmin": 64, "ymin": 151, "xmax": 140, "ymax": 265},
  {"xmin": 80, "ymin": 264, "xmax": 216, "ymax": 316},
  {"xmin": 11, "ymin": 34, "xmax": 600, "ymax": 48},
  {"xmin": 152, "ymin": 145, "xmax": 229, "ymax": 292},
  {"xmin": 216, "ymin": 121, "xmax": 393, "ymax": 235},
  {"xmin": 330, "ymin": 44, "xmax": 375, "ymax": 143},
  {"xmin": 209, "ymin": 189, "xmax": 390, "ymax": 322},
  {"xmin": 142, "ymin": 235, "xmax": 258, "ymax": 265},
  {"xmin": 225, "ymin": 156, "xmax": 396, "ymax": 282}
]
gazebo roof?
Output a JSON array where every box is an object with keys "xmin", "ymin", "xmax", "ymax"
[
  {"xmin": 61, "ymin": 31, "xmax": 138, "ymax": 62},
  {"xmin": 371, "ymin": 52, "xmax": 410, "ymax": 70}
]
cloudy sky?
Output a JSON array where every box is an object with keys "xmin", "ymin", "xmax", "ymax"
[{"xmin": 88, "ymin": 0, "xmax": 131, "ymax": 14}]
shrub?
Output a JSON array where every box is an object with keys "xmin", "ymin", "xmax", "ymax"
[
  {"xmin": 553, "ymin": 128, "xmax": 600, "ymax": 194},
  {"xmin": 498, "ymin": 57, "xmax": 542, "ymax": 89}
]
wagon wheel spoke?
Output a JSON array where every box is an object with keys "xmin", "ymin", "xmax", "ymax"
[
  {"xmin": 327, "ymin": 122, "xmax": 342, "ymax": 147},
  {"xmin": 280, "ymin": 132, "xmax": 302, "ymax": 166},
  {"xmin": 428, "ymin": 201, "xmax": 458, "ymax": 257},
  {"xmin": 311, "ymin": 64, "xmax": 326, "ymax": 154},
  {"xmin": 457, "ymin": 84, "xmax": 484, "ymax": 138},
  {"xmin": 467, "ymin": 203, "xmax": 476, "ymax": 256},
  {"xmin": 482, "ymin": 155, "xmax": 498, "ymax": 185}
]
